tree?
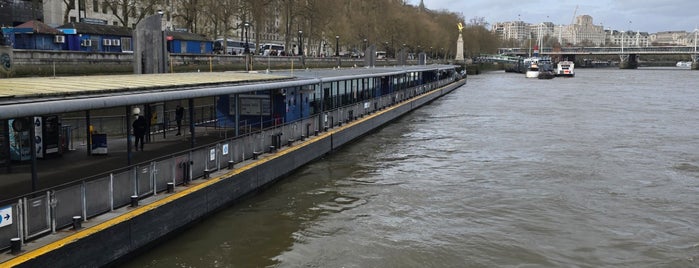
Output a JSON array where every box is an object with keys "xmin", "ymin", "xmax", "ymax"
[{"xmin": 103, "ymin": 0, "xmax": 163, "ymax": 28}]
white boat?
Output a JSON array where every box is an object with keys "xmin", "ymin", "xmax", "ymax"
[
  {"xmin": 525, "ymin": 63, "xmax": 540, "ymax": 78},
  {"xmin": 524, "ymin": 57, "xmax": 553, "ymax": 78},
  {"xmin": 676, "ymin": 61, "xmax": 691, "ymax": 68},
  {"xmin": 555, "ymin": 61, "xmax": 575, "ymax": 77}
]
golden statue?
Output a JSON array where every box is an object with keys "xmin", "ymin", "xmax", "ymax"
[{"xmin": 457, "ymin": 22, "xmax": 464, "ymax": 33}]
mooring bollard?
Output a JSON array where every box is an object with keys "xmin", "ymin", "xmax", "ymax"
[
  {"xmin": 167, "ymin": 182, "xmax": 174, "ymax": 193},
  {"xmin": 72, "ymin": 216, "xmax": 82, "ymax": 230},
  {"xmin": 204, "ymin": 169, "xmax": 210, "ymax": 179},
  {"xmin": 227, "ymin": 161, "xmax": 235, "ymax": 170},
  {"xmin": 10, "ymin": 238, "xmax": 21, "ymax": 254},
  {"xmin": 130, "ymin": 195, "xmax": 139, "ymax": 207}
]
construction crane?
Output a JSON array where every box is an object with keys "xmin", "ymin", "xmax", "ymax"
[
  {"xmin": 571, "ymin": 5, "xmax": 578, "ymax": 25},
  {"xmin": 569, "ymin": 5, "xmax": 579, "ymax": 45}
]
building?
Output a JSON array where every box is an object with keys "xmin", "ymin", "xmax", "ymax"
[
  {"xmin": 557, "ymin": 15, "xmax": 605, "ymax": 46},
  {"xmin": 492, "ymin": 21, "xmax": 529, "ymax": 41},
  {"xmin": 607, "ymin": 30, "xmax": 650, "ymax": 47},
  {"xmin": 649, "ymin": 31, "xmax": 689, "ymax": 46}
]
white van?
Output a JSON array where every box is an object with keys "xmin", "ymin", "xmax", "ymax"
[{"xmin": 260, "ymin": 43, "xmax": 286, "ymax": 56}]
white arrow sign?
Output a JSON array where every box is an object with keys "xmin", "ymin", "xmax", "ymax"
[{"xmin": 0, "ymin": 206, "xmax": 12, "ymax": 228}]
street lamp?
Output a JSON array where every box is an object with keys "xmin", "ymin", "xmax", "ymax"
[
  {"xmin": 298, "ymin": 30, "xmax": 303, "ymax": 56},
  {"xmin": 335, "ymin": 35, "xmax": 340, "ymax": 57},
  {"xmin": 243, "ymin": 22, "xmax": 250, "ymax": 54},
  {"xmin": 363, "ymin": 38, "xmax": 368, "ymax": 56}
]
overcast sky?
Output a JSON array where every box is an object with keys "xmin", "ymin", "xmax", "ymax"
[{"xmin": 409, "ymin": 0, "xmax": 699, "ymax": 33}]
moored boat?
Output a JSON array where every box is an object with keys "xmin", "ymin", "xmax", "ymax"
[
  {"xmin": 525, "ymin": 62, "xmax": 540, "ymax": 78},
  {"xmin": 555, "ymin": 61, "xmax": 575, "ymax": 77},
  {"xmin": 676, "ymin": 61, "xmax": 691, "ymax": 68}
]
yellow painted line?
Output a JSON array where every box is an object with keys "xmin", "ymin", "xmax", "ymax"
[{"xmin": 1, "ymin": 81, "xmax": 459, "ymax": 266}]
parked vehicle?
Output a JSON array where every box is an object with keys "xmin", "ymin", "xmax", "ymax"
[{"xmin": 259, "ymin": 43, "xmax": 285, "ymax": 56}]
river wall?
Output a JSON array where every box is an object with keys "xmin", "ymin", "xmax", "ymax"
[
  {"xmin": 7, "ymin": 79, "xmax": 465, "ymax": 268},
  {"xmin": 6, "ymin": 50, "xmax": 435, "ymax": 77}
]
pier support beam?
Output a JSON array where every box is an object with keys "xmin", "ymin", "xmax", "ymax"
[
  {"xmin": 692, "ymin": 54, "xmax": 699, "ymax": 70},
  {"xmin": 619, "ymin": 54, "xmax": 638, "ymax": 69}
]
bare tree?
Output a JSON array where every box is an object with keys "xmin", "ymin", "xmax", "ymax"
[{"xmin": 103, "ymin": 0, "xmax": 163, "ymax": 28}]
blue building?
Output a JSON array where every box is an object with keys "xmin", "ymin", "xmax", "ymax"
[
  {"xmin": 166, "ymin": 30, "xmax": 213, "ymax": 54},
  {"xmin": 2, "ymin": 20, "xmax": 64, "ymax": 50},
  {"xmin": 57, "ymin": 22, "xmax": 133, "ymax": 53}
]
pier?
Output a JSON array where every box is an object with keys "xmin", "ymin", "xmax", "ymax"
[{"xmin": 0, "ymin": 65, "xmax": 465, "ymax": 267}]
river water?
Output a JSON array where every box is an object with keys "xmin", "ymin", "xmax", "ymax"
[{"xmin": 123, "ymin": 68, "xmax": 699, "ymax": 268}]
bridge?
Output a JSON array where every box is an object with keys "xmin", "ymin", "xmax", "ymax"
[{"xmin": 498, "ymin": 46, "xmax": 699, "ymax": 69}]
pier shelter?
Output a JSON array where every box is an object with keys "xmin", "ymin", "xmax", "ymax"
[{"xmin": 0, "ymin": 65, "xmax": 463, "ymax": 266}]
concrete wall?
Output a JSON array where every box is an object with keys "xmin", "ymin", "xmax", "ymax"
[{"xmin": 4, "ymin": 49, "xmax": 439, "ymax": 77}]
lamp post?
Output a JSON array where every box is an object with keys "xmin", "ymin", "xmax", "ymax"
[
  {"xmin": 363, "ymin": 38, "xmax": 367, "ymax": 57},
  {"xmin": 298, "ymin": 30, "xmax": 303, "ymax": 56},
  {"xmin": 243, "ymin": 22, "xmax": 250, "ymax": 54},
  {"xmin": 335, "ymin": 35, "xmax": 340, "ymax": 57}
]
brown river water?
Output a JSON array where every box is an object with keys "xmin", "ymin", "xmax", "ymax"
[{"xmin": 123, "ymin": 67, "xmax": 699, "ymax": 267}]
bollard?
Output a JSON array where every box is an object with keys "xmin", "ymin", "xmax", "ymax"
[
  {"xmin": 167, "ymin": 182, "xmax": 175, "ymax": 193},
  {"xmin": 130, "ymin": 195, "xmax": 139, "ymax": 207},
  {"xmin": 10, "ymin": 238, "xmax": 21, "ymax": 254},
  {"xmin": 72, "ymin": 216, "xmax": 82, "ymax": 230},
  {"xmin": 301, "ymin": 135, "xmax": 306, "ymax": 141},
  {"xmin": 268, "ymin": 146, "xmax": 275, "ymax": 153},
  {"xmin": 227, "ymin": 161, "xmax": 235, "ymax": 170},
  {"xmin": 324, "ymin": 126, "xmax": 328, "ymax": 132},
  {"xmin": 253, "ymin": 151, "xmax": 261, "ymax": 159},
  {"xmin": 204, "ymin": 169, "xmax": 210, "ymax": 179},
  {"xmin": 288, "ymin": 139, "xmax": 294, "ymax": 147},
  {"xmin": 314, "ymin": 130, "xmax": 319, "ymax": 136}
]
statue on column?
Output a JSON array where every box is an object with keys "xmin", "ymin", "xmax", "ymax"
[{"xmin": 455, "ymin": 22, "xmax": 465, "ymax": 61}]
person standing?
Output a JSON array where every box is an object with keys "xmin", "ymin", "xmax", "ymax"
[
  {"xmin": 175, "ymin": 104, "xmax": 184, "ymax": 136},
  {"xmin": 132, "ymin": 115, "xmax": 147, "ymax": 151}
]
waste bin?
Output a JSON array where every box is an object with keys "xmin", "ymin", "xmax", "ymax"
[{"xmin": 91, "ymin": 134, "xmax": 108, "ymax": 155}]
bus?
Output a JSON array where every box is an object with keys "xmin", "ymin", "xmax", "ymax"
[
  {"xmin": 213, "ymin": 38, "xmax": 254, "ymax": 55},
  {"xmin": 259, "ymin": 43, "xmax": 285, "ymax": 56}
]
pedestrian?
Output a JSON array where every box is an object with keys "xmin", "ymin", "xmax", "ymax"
[
  {"xmin": 175, "ymin": 104, "xmax": 184, "ymax": 136},
  {"xmin": 132, "ymin": 114, "xmax": 147, "ymax": 151}
]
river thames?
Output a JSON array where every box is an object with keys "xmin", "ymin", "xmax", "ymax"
[{"xmin": 123, "ymin": 67, "xmax": 699, "ymax": 267}]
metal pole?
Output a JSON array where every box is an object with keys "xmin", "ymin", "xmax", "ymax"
[
  {"xmin": 29, "ymin": 117, "xmax": 37, "ymax": 192},
  {"xmin": 188, "ymin": 98, "xmax": 195, "ymax": 148},
  {"xmin": 126, "ymin": 106, "xmax": 132, "ymax": 166},
  {"xmin": 336, "ymin": 35, "xmax": 339, "ymax": 57}
]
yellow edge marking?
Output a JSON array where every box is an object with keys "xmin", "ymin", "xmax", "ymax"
[{"xmin": 1, "ymin": 82, "xmax": 455, "ymax": 266}]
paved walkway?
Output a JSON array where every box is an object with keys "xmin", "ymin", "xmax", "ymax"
[{"xmin": 0, "ymin": 126, "xmax": 232, "ymax": 201}]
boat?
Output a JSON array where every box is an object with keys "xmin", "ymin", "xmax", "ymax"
[
  {"xmin": 676, "ymin": 61, "xmax": 691, "ymax": 68},
  {"xmin": 538, "ymin": 70, "xmax": 555, "ymax": 79},
  {"xmin": 555, "ymin": 61, "xmax": 575, "ymax": 77},
  {"xmin": 525, "ymin": 62, "xmax": 540, "ymax": 78},
  {"xmin": 524, "ymin": 57, "xmax": 553, "ymax": 78}
]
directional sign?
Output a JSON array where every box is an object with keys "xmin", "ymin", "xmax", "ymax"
[{"xmin": 0, "ymin": 206, "xmax": 12, "ymax": 228}]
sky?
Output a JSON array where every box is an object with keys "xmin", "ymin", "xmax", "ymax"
[{"xmin": 408, "ymin": 0, "xmax": 699, "ymax": 33}]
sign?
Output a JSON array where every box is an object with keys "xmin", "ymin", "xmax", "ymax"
[
  {"xmin": 81, "ymin": 18, "xmax": 107, "ymax": 25},
  {"xmin": 34, "ymin": 116, "xmax": 43, "ymax": 158},
  {"xmin": 239, "ymin": 95, "xmax": 271, "ymax": 116},
  {"xmin": 209, "ymin": 148, "xmax": 216, "ymax": 161},
  {"xmin": 0, "ymin": 206, "xmax": 12, "ymax": 228},
  {"xmin": 222, "ymin": 144, "xmax": 229, "ymax": 155}
]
